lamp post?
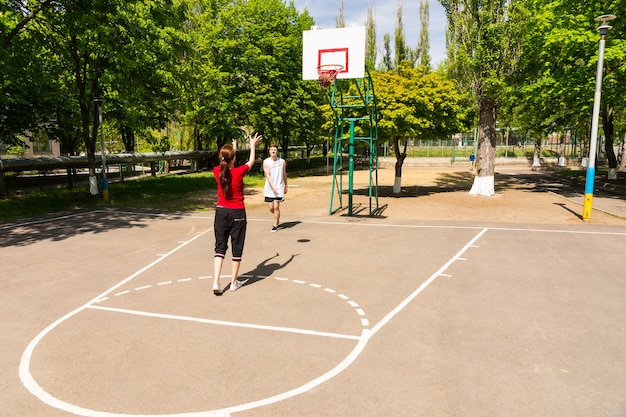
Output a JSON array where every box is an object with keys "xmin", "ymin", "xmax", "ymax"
[
  {"xmin": 94, "ymin": 97, "xmax": 108, "ymax": 202},
  {"xmin": 582, "ymin": 14, "xmax": 616, "ymax": 221}
]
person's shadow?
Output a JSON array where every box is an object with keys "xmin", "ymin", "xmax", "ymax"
[{"xmin": 241, "ymin": 252, "xmax": 299, "ymax": 287}]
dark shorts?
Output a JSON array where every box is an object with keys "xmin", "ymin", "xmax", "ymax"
[
  {"xmin": 264, "ymin": 196, "xmax": 284, "ymax": 203},
  {"xmin": 214, "ymin": 207, "xmax": 247, "ymax": 261}
]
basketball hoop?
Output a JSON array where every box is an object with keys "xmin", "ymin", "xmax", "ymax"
[{"xmin": 317, "ymin": 64, "xmax": 344, "ymax": 88}]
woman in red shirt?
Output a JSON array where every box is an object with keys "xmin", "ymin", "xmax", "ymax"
[{"xmin": 212, "ymin": 133, "xmax": 262, "ymax": 295}]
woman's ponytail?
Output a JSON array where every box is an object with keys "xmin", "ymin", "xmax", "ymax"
[{"xmin": 218, "ymin": 144, "xmax": 235, "ymax": 196}]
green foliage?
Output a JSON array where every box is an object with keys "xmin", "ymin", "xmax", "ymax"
[
  {"xmin": 179, "ymin": 0, "xmax": 317, "ymax": 157},
  {"xmin": 513, "ymin": 0, "xmax": 626, "ymax": 135},
  {"xmin": 372, "ymin": 63, "xmax": 467, "ymax": 141}
]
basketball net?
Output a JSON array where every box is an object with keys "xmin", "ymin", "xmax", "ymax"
[{"xmin": 317, "ymin": 64, "xmax": 344, "ymax": 88}]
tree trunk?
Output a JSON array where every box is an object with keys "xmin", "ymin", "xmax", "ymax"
[
  {"xmin": 392, "ymin": 137, "xmax": 406, "ymax": 194},
  {"xmin": 618, "ymin": 133, "xmax": 626, "ymax": 171},
  {"xmin": 121, "ymin": 126, "xmax": 135, "ymax": 152},
  {"xmin": 602, "ymin": 106, "xmax": 617, "ymax": 179},
  {"xmin": 532, "ymin": 138, "xmax": 541, "ymax": 167},
  {"xmin": 558, "ymin": 134, "xmax": 566, "ymax": 167},
  {"xmin": 469, "ymin": 96, "xmax": 496, "ymax": 196}
]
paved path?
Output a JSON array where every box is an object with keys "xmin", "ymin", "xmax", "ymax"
[{"xmin": 499, "ymin": 168, "xmax": 626, "ymax": 219}]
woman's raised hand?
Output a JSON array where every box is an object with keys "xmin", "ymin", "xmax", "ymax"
[{"xmin": 249, "ymin": 132, "xmax": 263, "ymax": 147}]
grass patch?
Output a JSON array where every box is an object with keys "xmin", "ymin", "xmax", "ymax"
[{"xmin": 0, "ymin": 171, "xmax": 266, "ymax": 223}]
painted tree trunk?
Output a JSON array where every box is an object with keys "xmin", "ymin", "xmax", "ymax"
[
  {"xmin": 558, "ymin": 136, "xmax": 566, "ymax": 167},
  {"xmin": 618, "ymin": 134, "xmax": 626, "ymax": 171},
  {"xmin": 392, "ymin": 137, "xmax": 406, "ymax": 194},
  {"xmin": 532, "ymin": 139, "xmax": 541, "ymax": 167},
  {"xmin": 469, "ymin": 96, "xmax": 496, "ymax": 196}
]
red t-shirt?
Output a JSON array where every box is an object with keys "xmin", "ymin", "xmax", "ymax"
[{"xmin": 213, "ymin": 164, "xmax": 250, "ymax": 209}]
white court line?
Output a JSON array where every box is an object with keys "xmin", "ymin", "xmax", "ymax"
[
  {"xmin": 369, "ymin": 228, "xmax": 488, "ymax": 338},
  {"xmin": 19, "ymin": 226, "xmax": 215, "ymax": 417},
  {"xmin": 88, "ymin": 305, "xmax": 360, "ymax": 341},
  {"xmin": 245, "ymin": 217, "xmax": 626, "ymax": 236},
  {"xmin": 217, "ymin": 228, "xmax": 490, "ymax": 416},
  {"xmin": 0, "ymin": 210, "xmax": 108, "ymax": 229},
  {"xmin": 4, "ymin": 208, "xmax": 625, "ymax": 236}
]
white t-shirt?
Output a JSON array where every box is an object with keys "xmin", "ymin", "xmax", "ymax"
[{"xmin": 263, "ymin": 157, "xmax": 286, "ymax": 198}]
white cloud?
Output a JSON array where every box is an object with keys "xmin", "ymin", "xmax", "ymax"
[{"xmin": 291, "ymin": 0, "xmax": 448, "ymax": 68}]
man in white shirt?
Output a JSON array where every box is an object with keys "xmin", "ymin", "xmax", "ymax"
[{"xmin": 262, "ymin": 144, "xmax": 288, "ymax": 232}]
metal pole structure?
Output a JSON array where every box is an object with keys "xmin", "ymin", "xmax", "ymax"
[
  {"xmin": 348, "ymin": 120, "xmax": 355, "ymax": 216},
  {"xmin": 94, "ymin": 98, "xmax": 108, "ymax": 202},
  {"xmin": 582, "ymin": 14, "xmax": 615, "ymax": 221}
]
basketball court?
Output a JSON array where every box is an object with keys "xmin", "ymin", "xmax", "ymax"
[{"xmin": 2, "ymin": 196, "xmax": 626, "ymax": 416}]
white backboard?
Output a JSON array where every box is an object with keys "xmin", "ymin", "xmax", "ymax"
[{"xmin": 302, "ymin": 26, "xmax": 366, "ymax": 80}]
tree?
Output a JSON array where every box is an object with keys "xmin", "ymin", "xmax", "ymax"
[
  {"xmin": 0, "ymin": 1, "xmax": 60, "ymax": 148},
  {"xmin": 513, "ymin": 0, "xmax": 626, "ymax": 178},
  {"xmin": 336, "ymin": 0, "xmax": 345, "ymax": 28},
  {"xmin": 381, "ymin": 33, "xmax": 393, "ymax": 72},
  {"xmin": 1, "ymin": 0, "xmax": 53, "ymax": 48},
  {"xmin": 394, "ymin": 3, "xmax": 408, "ymax": 69},
  {"xmin": 182, "ymin": 0, "xmax": 315, "ymax": 162},
  {"xmin": 373, "ymin": 63, "xmax": 466, "ymax": 193},
  {"xmin": 2, "ymin": 0, "xmax": 189, "ymax": 187},
  {"xmin": 365, "ymin": 7, "xmax": 377, "ymax": 71},
  {"xmin": 416, "ymin": 0, "xmax": 432, "ymax": 70},
  {"xmin": 442, "ymin": 0, "xmax": 523, "ymax": 196}
]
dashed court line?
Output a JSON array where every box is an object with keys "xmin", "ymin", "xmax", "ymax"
[{"xmin": 94, "ymin": 274, "xmax": 370, "ymax": 331}]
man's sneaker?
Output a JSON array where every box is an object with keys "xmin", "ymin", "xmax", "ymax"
[
  {"xmin": 213, "ymin": 284, "xmax": 221, "ymax": 295},
  {"xmin": 271, "ymin": 225, "xmax": 278, "ymax": 232},
  {"xmin": 230, "ymin": 280, "xmax": 243, "ymax": 292}
]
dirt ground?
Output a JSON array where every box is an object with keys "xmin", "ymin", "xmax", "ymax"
[{"xmin": 242, "ymin": 166, "xmax": 626, "ymax": 226}]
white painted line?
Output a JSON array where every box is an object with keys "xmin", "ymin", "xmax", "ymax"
[
  {"xmin": 338, "ymin": 294, "xmax": 349, "ymax": 300},
  {"xmin": 178, "ymin": 278, "xmax": 192, "ymax": 282},
  {"xmin": 275, "ymin": 277, "xmax": 288, "ymax": 281},
  {"xmin": 348, "ymin": 301, "xmax": 359, "ymax": 307},
  {"xmin": 221, "ymin": 330, "xmax": 370, "ymax": 415},
  {"xmin": 369, "ymin": 228, "xmax": 489, "ymax": 338},
  {"xmin": 323, "ymin": 288, "xmax": 335, "ymax": 293},
  {"xmin": 88, "ymin": 305, "xmax": 361, "ymax": 341},
  {"xmin": 439, "ymin": 274, "xmax": 452, "ymax": 278},
  {"xmin": 247, "ymin": 217, "xmax": 626, "ymax": 236},
  {"xmin": 355, "ymin": 309, "xmax": 365, "ymax": 316},
  {"xmin": 310, "ymin": 284, "xmax": 322, "ymax": 288},
  {"xmin": 361, "ymin": 319, "xmax": 369, "ymax": 327},
  {"xmin": 134, "ymin": 285, "xmax": 151, "ymax": 291},
  {"xmin": 19, "ymin": 226, "xmax": 215, "ymax": 417},
  {"xmin": 293, "ymin": 280, "xmax": 306, "ymax": 284},
  {"xmin": 114, "ymin": 290, "xmax": 130, "ymax": 297},
  {"xmin": 157, "ymin": 281, "xmax": 172, "ymax": 286},
  {"xmin": 0, "ymin": 210, "xmax": 108, "ymax": 229},
  {"xmin": 198, "ymin": 276, "xmax": 211, "ymax": 280}
]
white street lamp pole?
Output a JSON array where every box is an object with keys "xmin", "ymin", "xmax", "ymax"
[{"xmin": 582, "ymin": 14, "xmax": 616, "ymax": 221}]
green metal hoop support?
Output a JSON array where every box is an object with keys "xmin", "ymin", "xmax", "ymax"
[{"xmin": 327, "ymin": 67, "xmax": 379, "ymax": 216}]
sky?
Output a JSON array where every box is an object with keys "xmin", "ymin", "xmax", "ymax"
[{"xmin": 291, "ymin": 0, "xmax": 448, "ymax": 67}]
